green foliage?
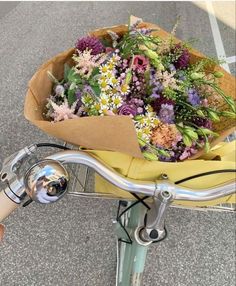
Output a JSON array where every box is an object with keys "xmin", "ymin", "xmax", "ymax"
[
  {"xmin": 67, "ymin": 87, "xmax": 77, "ymax": 106},
  {"xmin": 64, "ymin": 64, "xmax": 71, "ymax": 81},
  {"xmin": 90, "ymin": 82, "xmax": 101, "ymax": 97},
  {"xmin": 67, "ymin": 68, "xmax": 82, "ymax": 84}
]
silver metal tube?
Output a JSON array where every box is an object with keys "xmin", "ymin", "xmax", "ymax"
[
  {"xmin": 46, "ymin": 150, "xmax": 235, "ymax": 201},
  {"xmin": 46, "ymin": 151, "xmax": 156, "ymax": 196},
  {"xmin": 172, "ymin": 181, "xmax": 235, "ymax": 201}
]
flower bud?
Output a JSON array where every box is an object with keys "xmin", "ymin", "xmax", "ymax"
[
  {"xmin": 134, "ymin": 115, "xmax": 143, "ymax": 121},
  {"xmin": 143, "ymin": 152, "xmax": 158, "ymax": 161},
  {"xmin": 198, "ymin": 128, "xmax": 219, "ymax": 137},
  {"xmin": 205, "ymin": 142, "xmax": 210, "ymax": 153},
  {"xmin": 184, "ymin": 129, "xmax": 198, "ymax": 140},
  {"xmin": 220, "ymin": 111, "xmax": 236, "ymax": 119},
  {"xmin": 125, "ymin": 71, "xmax": 132, "ymax": 84},
  {"xmin": 213, "ymin": 71, "xmax": 224, "ymax": 78},
  {"xmin": 207, "ymin": 110, "xmax": 220, "ymax": 122},
  {"xmin": 144, "ymin": 49, "xmax": 158, "ymax": 60},
  {"xmin": 143, "ymin": 41, "xmax": 157, "ymax": 50},
  {"xmin": 183, "ymin": 134, "xmax": 192, "ymax": 147},
  {"xmin": 197, "ymin": 110, "xmax": 205, "ymax": 117},
  {"xmin": 190, "ymin": 72, "xmax": 205, "ymax": 80}
]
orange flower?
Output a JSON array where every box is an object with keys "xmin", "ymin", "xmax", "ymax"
[{"xmin": 151, "ymin": 123, "xmax": 182, "ymax": 149}]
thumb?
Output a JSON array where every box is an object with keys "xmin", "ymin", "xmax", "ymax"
[{"xmin": 0, "ymin": 224, "xmax": 5, "ymax": 242}]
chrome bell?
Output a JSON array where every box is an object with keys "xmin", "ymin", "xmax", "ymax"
[{"xmin": 24, "ymin": 159, "xmax": 69, "ymax": 204}]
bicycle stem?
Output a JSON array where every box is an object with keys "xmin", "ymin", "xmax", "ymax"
[{"xmin": 139, "ymin": 189, "xmax": 173, "ymax": 243}]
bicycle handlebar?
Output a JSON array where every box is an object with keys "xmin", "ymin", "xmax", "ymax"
[
  {"xmin": 46, "ymin": 150, "xmax": 235, "ymax": 202},
  {"xmin": 0, "ymin": 147, "xmax": 235, "ymax": 234}
]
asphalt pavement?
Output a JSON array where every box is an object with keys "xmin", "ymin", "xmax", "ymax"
[{"xmin": 0, "ymin": 2, "xmax": 235, "ymax": 286}]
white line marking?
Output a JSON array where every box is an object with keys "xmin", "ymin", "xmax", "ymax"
[
  {"xmin": 226, "ymin": 56, "xmax": 236, "ymax": 64},
  {"xmin": 206, "ymin": 1, "xmax": 231, "ymax": 73}
]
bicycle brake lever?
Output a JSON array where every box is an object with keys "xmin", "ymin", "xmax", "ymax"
[
  {"xmin": 0, "ymin": 144, "xmax": 37, "ymax": 182},
  {"xmin": 0, "ymin": 144, "xmax": 37, "ymax": 204}
]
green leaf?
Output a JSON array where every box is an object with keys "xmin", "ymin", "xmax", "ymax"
[
  {"xmin": 64, "ymin": 64, "xmax": 71, "ymax": 81},
  {"xmin": 90, "ymin": 83, "xmax": 101, "ymax": 97},
  {"xmin": 100, "ymin": 37, "xmax": 112, "ymax": 47},
  {"xmin": 67, "ymin": 88, "xmax": 77, "ymax": 106},
  {"xmin": 138, "ymin": 138, "xmax": 146, "ymax": 147},
  {"xmin": 158, "ymin": 149, "xmax": 171, "ymax": 157},
  {"xmin": 90, "ymin": 67, "xmax": 100, "ymax": 78},
  {"xmin": 68, "ymin": 69, "xmax": 82, "ymax": 84}
]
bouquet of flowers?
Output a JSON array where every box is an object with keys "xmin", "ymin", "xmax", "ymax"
[{"xmin": 25, "ymin": 17, "xmax": 235, "ymax": 162}]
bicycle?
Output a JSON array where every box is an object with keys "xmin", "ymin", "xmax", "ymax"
[{"xmin": 0, "ymin": 143, "xmax": 235, "ymax": 286}]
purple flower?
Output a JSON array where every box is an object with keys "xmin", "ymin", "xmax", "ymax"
[
  {"xmin": 55, "ymin": 85, "xmax": 65, "ymax": 95},
  {"xmin": 150, "ymin": 93, "xmax": 160, "ymax": 99},
  {"xmin": 75, "ymin": 89, "xmax": 82, "ymax": 99},
  {"xmin": 83, "ymin": 85, "xmax": 93, "ymax": 94},
  {"xmin": 179, "ymin": 146, "xmax": 198, "ymax": 161},
  {"xmin": 169, "ymin": 64, "xmax": 176, "ymax": 72},
  {"xmin": 192, "ymin": 117, "xmax": 212, "ymax": 129},
  {"xmin": 129, "ymin": 98, "xmax": 144, "ymax": 106},
  {"xmin": 187, "ymin": 88, "xmax": 200, "ymax": 106},
  {"xmin": 75, "ymin": 36, "xmax": 105, "ymax": 55},
  {"xmin": 118, "ymin": 104, "xmax": 137, "ymax": 117},
  {"xmin": 159, "ymin": 103, "xmax": 175, "ymax": 123},
  {"xmin": 173, "ymin": 44, "xmax": 190, "ymax": 69},
  {"xmin": 151, "ymin": 96, "xmax": 175, "ymax": 113}
]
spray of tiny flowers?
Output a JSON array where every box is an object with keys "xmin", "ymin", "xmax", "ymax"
[{"xmin": 46, "ymin": 17, "xmax": 235, "ymax": 161}]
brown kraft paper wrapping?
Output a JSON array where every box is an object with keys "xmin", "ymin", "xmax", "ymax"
[{"xmin": 24, "ymin": 22, "xmax": 236, "ymax": 159}]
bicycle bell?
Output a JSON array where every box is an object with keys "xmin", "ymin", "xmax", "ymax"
[{"xmin": 24, "ymin": 159, "xmax": 69, "ymax": 204}]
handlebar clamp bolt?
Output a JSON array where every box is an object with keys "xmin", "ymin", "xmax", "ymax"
[
  {"xmin": 160, "ymin": 173, "xmax": 168, "ymax": 180},
  {"xmin": 149, "ymin": 229, "xmax": 159, "ymax": 240}
]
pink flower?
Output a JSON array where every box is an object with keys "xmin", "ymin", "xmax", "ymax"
[
  {"xmin": 105, "ymin": 47, "xmax": 114, "ymax": 53},
  {"xmin": 133, "ymin": 55, "xmax": 149, "ymax": 72}
]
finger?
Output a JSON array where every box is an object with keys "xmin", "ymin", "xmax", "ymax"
[{"xmin": 0, "ymin": 224, "xmax": 5, "ymax": 242}]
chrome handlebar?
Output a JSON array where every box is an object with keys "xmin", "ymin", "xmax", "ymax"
[
  {"xmin": 46, "ymin": 150, "xmax": 235, "ymax": 202},
  {"xmin": 0, "ymin": 146, "xmax": 235, "ymax": 207}
]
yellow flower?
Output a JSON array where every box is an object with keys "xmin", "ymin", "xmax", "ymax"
[
  {"xmin": 106, "ymin": 72, "xmax": 113, "ymax": 79},
  {"xmin": 120, "ymin": 83, "xmax": 130, "ymax": 95},
  {"xmin": 100, "ymin": 97, "xmax": 109, "ymax": 105},
  {"xmin": 143, "ymin": 127, "xmax": 151, "ymax": 135},
  {"xmin": 146, "ymin": 105, "xmax": 153, "ymax": 113},
  {"xmin": 153, "ymin": 118, "xmax": 160, "ymax": 126},
  {"xmin": 100, "ymin": 75, "xmax": 107, "ymax": 81},
  {"xmin": 94, "ymin": 103, "xmax": 101, "ymax": 111},
  {"xmin": 100, "ymin": 80, "xmax": 109, "ymax": 90},
  {"xmin": 110, "ymin": 54, "xmax": 120, "ymax": 64},
  {"xmin": 110, "ymin": 77, "xmax": 119, "ymax": 86},
  {"xmin": 108, "ymin": 63, "xmax": 115, "ymax": 70},
  {"xmin": 100, "ymin": 65, "xmax": 108, "ymax": 73},
  {"xmin": 111, "ymin": 88, "xmax": 118, "ymax": 94},
  {"xmin": 112, "ymin": 95, "xmax": 123, "ymax": 108}
]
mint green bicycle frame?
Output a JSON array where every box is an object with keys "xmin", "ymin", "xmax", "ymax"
[{"xmin": 115, "ymin": 202, "xmax": 149, "ymax": 286}]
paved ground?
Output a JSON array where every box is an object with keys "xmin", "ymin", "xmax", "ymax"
[{"xmin": 0, "ymin": 1, "xmax": 235, "ymax": 286}]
